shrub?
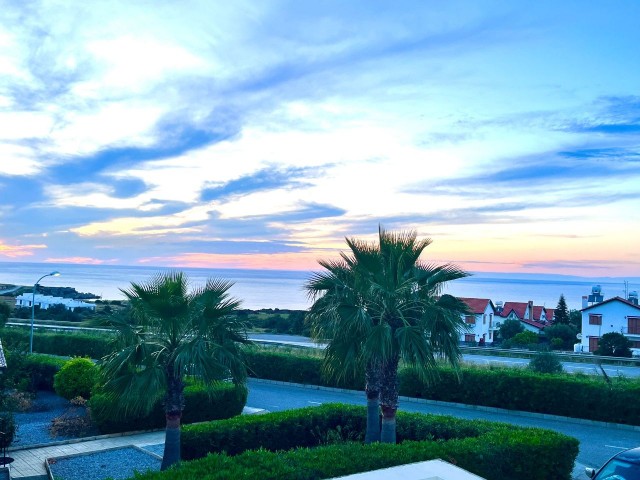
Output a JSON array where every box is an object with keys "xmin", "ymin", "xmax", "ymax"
[
  {"xmin": 50, "ymin": 396, "xmax": 95, "ymax": 438},
  {"xmin": 550, "ymin": 337, "xmax": 564, "ymax": 349},
  {"xmin": 89, "ymin": 381, "xmax": 247, "ymax": 434},
  {"xmin": 1, "ymin": 328, "xmax": 113, "ymax": 358},
  {"xmin": 511, "ymin": 330, "xmax": 539, "ymax": 346},
  {"xmin": 162, "ymin": 404, "xmax": 578, "ymax": 480},
  {"xmin": 596, "ymin": 332, "xmax": 632, "ymax": 357},
  {"xmin": 529, "ymin": 351, "xmax": 563, "ymax": 374},
  {"xmin": 498, "ymin": 319, "xmax": 524, "ymax": 340},
  {"xmin": 1, "ymin": 352, "xmax": 67, "ymax": 392},
  {"xmin": 0, "ymin": 412, "xmax": 16, "ymax": 449},
  {"xmin": 54, "ymin": 357, "xmax": 98, "ymax": 400}
]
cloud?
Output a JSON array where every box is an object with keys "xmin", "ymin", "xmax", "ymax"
[
  {"xmin": 200, "ymin": 166, "xmax": 318, "ymax": 201},
  {"xmin": 0, "ymin": 241, "xmax": 47, "ymax": 258},
  {"xmin": 43, "ymin": 256, "xmax": 112, "ymax": 265}
]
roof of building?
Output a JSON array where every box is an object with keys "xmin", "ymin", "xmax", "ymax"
[
  {"xmin": 459, "ymin": 297, "xmax": 494, "ymax": 315},
  {"xmin": 546, "ymin": 308, "xmax": 555, "ymax": 320},
  {"xmin": 532, "ymin": 306, "xmax": 546, "ymax": 321},
  {"xmin": 581, "ymin": 296, "xmax": 640, "ymax": 312},
  {"xmin": 498, "ymin": 302, "xmax": 528, "ymax": 319}
]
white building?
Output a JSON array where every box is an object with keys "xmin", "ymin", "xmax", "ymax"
[
  {"xmin": 459, "ymin": 298, "xmax": 496, "ymax": 345},
  {"xmin": 15, "ymin": 294, "xmax": 96, "ymax": 311},
  {"xmin": 580, "ymin": 296, "xmax": 640, "ymax": 353}
]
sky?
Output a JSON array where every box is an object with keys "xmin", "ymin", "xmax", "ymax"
[{"xmin": 0, "ymin": 1, "xmax": 639, "ymax": 276}]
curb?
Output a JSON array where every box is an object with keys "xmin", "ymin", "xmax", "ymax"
[{"xmin": 250, "ymin": 377, "xmax": 640, "ymax": 432}]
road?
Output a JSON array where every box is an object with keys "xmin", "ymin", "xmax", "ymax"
[
  {"xmin": 249, "ymin": 333, "xmax": 640, "ymax": 378},
  {"xmin": 247, "ymin": 378, "xmax": 640, "ymax": 477}
]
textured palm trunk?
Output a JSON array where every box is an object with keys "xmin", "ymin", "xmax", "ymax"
[
  {"xmin": 364, "ymin": 359, "xmax": 382, "ymax": 444},
  {"xmin": 379, "ymin": 355, "xmax": 399, "ymax": 444},
  {"xmin": 161, "ymin": 373, "xmax": 185, "ymax": 470}
]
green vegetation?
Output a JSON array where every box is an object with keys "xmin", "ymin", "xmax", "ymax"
[
  {"xmin": 543, "ymin": 323, "xmax": 578, "ymax": 350},
  {"xmin": 0, "ymin": 328, "xmax": 112, "ymax": 358},
  {"xmin": 53, "ymin": 357, "xmax": 98, "ymax": 400},
  {"xmin": 554, "ymin": 294, "xmax": 570, "ymax": 324},
  {"xmin": 0, "ymin": 412, "xmax": 16, "ymax": 449},
  {"xmin": 246, "ymin": 346, "xmax": 640, "ymax": 426},
  {"xmin": 596, "ymin": 332, "xmax": 632, "ymax": 357},
  {"xmin": 528, "ymin": 351, "xmax": 564, "ymax": 374},
  {"xmin": 89, "ymin": 381, "xmax": 247, "ymax": 434},
  {"xmin": 498, "ymin": 318, "xmax": 524, "ymax": 340},
  {"xmin": 306, "ymin": 227, "xmax": 469, "ymax": 443},
  {"xmin": 132, "ymin": 404, "xmax": 578, "ymax": 480},
  {"xmin": 96, "ymin": 271, "xmax": 250, "ymax": 470},
  {"xmin": 510, "ymin": 330, "xmax": 539, "ymax": 346}
]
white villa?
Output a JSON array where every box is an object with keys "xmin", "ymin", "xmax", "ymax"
[
  {"xmin": 15, "ymin": 293, "xmax": 96, "ymax": 311},
  {"xmin": 459, "ymin": 298, "xmax": 497, "ymax": 344},
  {"xmin": 580, "ymin": 295, "xmax": 640, "ymax": 353}
]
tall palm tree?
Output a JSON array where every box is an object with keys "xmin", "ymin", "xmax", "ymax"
[
  {"xmin": 307, "ymin": 227, "xmax": 470, "ymax": 443},
  {"xmin": 96, "ymin": 271, "xmax": 249, "ymax": 470}
]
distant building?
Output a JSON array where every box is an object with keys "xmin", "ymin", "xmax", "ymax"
[
  {"xmin": 459, "ymin": 298, "xmax": 496, "ymax": 344},
  {"xmin": 580, "ymin": 295, "xmax": 640, "ymax": 353},
  {"xmin": 14, "ymin": 294, "xmax": 96, "ymax": 311},
  {"xmin": 496, "ymin": 300, "xmax": 550, "ymax": 333}
]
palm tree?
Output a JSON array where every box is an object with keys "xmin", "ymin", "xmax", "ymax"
[
  {"xmin": 96, "ymin": 271, "xmax": 249, "ymax": 470},
  {"xmin": 306, "ymin": 227, "xmax": 469, "ymax": 443}
]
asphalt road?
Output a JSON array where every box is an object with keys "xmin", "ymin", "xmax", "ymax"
[
  {"xmin": 247, "ymin": 378, "xmax": 640, "ymax": 478},
  {"xmin": 249, "ymin": 333, "xmax": 640, "ymax": 378}
]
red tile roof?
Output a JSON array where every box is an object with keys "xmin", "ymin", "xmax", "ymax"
[
  {"xmin": 546, "ymin": 308, "xmax": 555, "ymax": 321},
  {"xmin": 498, "ymin": 302, "xmax": 528, "ymax": 319},
  {"xmin": 459, "ymin": 297, "xmax": 493, "ymax": 315},
  {"xmin": 532, "ymin": 306, "xmax": 545, "ymax": 321}
]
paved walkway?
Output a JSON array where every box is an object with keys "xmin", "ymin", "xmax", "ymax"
[
  {"xmin": 7, "ymin": 406, "xmax": 266, "ymax": 479},
  {"xmin": 9, "ymin": 431, "xmax": 164, "ymax": 479}
]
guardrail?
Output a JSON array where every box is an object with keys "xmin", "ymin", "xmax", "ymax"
[{"xmin": 462, "ymin": 346, "xmax": 640, "ymax": 367}]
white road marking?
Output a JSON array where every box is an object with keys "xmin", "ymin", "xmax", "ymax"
[
  {"xmin": 308, "ymin": 401, "xmax": 322, "ymax": 405},
  {"xmin": 605, "ymin": 445, "xmax": 630, "ymax": 450}
]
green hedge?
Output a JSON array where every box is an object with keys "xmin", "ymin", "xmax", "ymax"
[
  {"xmin": 1, "ymin": 352, "xmax": 67, "ymax": 391},
  {"xmin": 246, "ymin": 347, "xmax": 640, "ymax": 426},
  {"xmin": 135, "ymin": 404, "xmax": 578, "ymax": 480},
  {"xmin": 1, "ymin": 327, "xmax": 112, "ymax": 358},
  {"xmin": 89, "ymin": 381, "xmax": 248, "ymax": 434}
]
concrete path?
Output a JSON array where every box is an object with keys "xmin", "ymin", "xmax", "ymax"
[{"xmin": 9, "ymin": 430, "xmax": 164, "ymax": 479}]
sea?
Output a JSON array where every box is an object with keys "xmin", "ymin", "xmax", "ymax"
[{"xmin": 1, "ymin": 261, "xmax": 639, "ymax": 311}]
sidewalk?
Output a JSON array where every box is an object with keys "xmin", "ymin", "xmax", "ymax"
[
  {"xmin": 8, "ymin": 406, "xmax": 267, "ymax": 479},
  {"xmin": 9, "ymin": 430, "xmax": 164, "ymax": 479}
]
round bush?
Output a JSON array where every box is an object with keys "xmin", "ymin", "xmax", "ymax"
[
  {"xmin": 54, "ymin": 357, "xmax": 98, "ymax": 400},
  {"xmin": 529, "ymin": 351, "xmax": 563, "ymax": 374}
]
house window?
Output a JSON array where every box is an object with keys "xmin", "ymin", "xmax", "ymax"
[
  {"xmin": 464, "ymin": 334, "xmax": 475, "ymax": 343},
  {"xmin": 489, "ymin": 314, "xmax": 493, "ymax": 328},
  {"xmin": 589, "ymin": 337, "xmax": 599, "ymax": 352},
  {"xmin": 465, "ymin": 315, "xmax": 476, "ymax": 325},
  {"xmin": 631, "ymin": 341, "xmax": 640, "ymax": 349},
  {"xmin": 589, "ymin": 314, "xmax": 602, "ymax": 325},
  {"xmin": 628, "ymin": 317, "xmax": 640, "ymax": 334},
  {"xmin": 489, "ymin": 331, "xmax": 492, "ymax": 340},
  {"xmin": 483, "ymin": 314, "xmax": 487, "ymax": 324}
]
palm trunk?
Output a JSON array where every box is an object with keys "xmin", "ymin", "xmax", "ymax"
[
  {"xmin": 161, "ymin": 372, "xmax": 185, "ymax": 470},
  {"xmin": 379, "ymin": 355, "xmax": 399, "ymax": 444},
  {"xmin": 364, "ymin": 359, "xmax": 382, "ymax": 443},
  {"xmin": 161, "ymin": 412, "xmax": 181, "ymax": 470}
]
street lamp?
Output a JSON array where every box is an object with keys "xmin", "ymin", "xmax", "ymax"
[{"xmin": 30, "ymin": 271, "xmax": 60, "ymax": 354}]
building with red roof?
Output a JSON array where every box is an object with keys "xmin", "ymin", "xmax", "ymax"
[{"xmin": 459, "ymin": 297, "xmax": 497, "ymax": 345}]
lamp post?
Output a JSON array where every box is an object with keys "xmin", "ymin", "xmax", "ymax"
[{"xmin": 30, "ymin": 271, "xmax": 60, "ymax": 354}]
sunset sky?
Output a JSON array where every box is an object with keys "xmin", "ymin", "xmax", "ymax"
[{"xmin": 1, "ymin": 1, "xmax": 639, "ymax": 276}]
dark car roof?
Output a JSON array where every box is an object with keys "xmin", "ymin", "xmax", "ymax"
[{"xmin": 617, "ymin": 447, "xmax": 640, "ymax": 464}]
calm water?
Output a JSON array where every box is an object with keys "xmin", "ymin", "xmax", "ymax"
[{"xmin": 1, "ymin": 261, "xmax": 638, "ymax": 310}]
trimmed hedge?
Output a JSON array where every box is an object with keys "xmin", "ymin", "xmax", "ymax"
[
  {"xmin": 246, "ymin": 346, "xmax": 640, "ymax": 426},
  {"xmin": 1, "ymin": 327, "xmax": 112, "ymax": 358},
  {"xmin": 134, "ymin": 404, "xmax": 578, "ymax": 480},
  {"xmin": 89, "ymin": 381, "xmax": 248, "ymax": 434},
  {"xmin": 1, "ymin": 352, "xmax": 67, "ymax": 391},
  {"xmin": 53, "ymin": 357, "xmax": 98, "ymax": 399}
]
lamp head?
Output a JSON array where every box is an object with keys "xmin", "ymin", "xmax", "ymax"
[{"xmin": 50, "ymin": 271, "xmax": 60, "ymax": 277}]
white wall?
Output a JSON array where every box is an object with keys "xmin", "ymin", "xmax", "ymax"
[{"xmin": 580, "ymin": 300, "xmax": 640, "ymax": 352}]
